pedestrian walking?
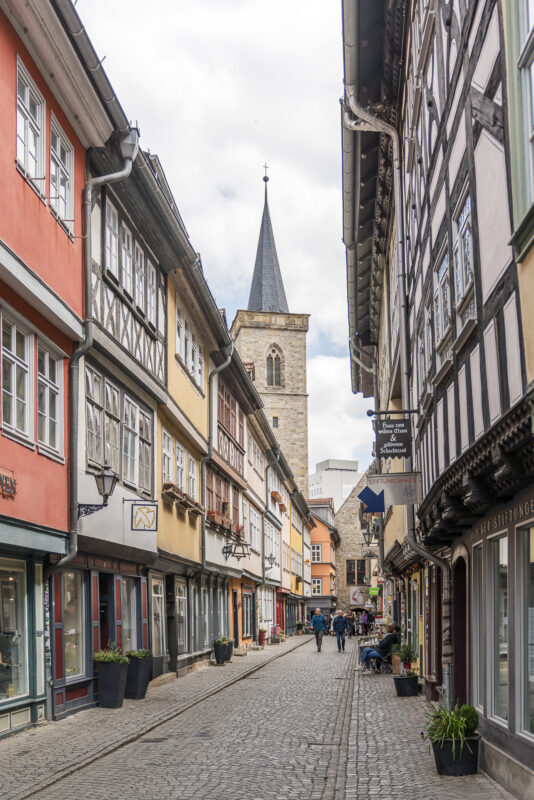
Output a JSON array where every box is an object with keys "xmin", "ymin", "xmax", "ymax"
[
  {"xmin": 310, "ymin": 607, "xmax": 328, "ymax": 652},
  {"xmin": 345, "ymin": 610, "xmax": 355, "ymax": 637},
  {"xmin": 332, "ymin": 610, "xmax": 347, "ymax": 652}
]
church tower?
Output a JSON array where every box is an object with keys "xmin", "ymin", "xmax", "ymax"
[{"xmin": 230, "ymin": 173, "xmax": 309, "ymax": 496}]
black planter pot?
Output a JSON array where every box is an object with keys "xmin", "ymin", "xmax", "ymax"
[
  {"xmin": 213, "ymin": 642, "xmax": 226, "ymax": 665},
  {"xmin": 431, "ymin": 735, "xmax": 480, "ymax": 776},
  {"xmin": 124, "ymin": 656, "xmax": 153, "ymax": 700},
  {"xmin": 97, "ymin": 661, "xmax": 129, "ymax": 708},
  {"xmin": 393, "ymin": 675, "xmax": 419, "ymax": 697},
  {"xmin": 224, "ymin": 641, "xmax": 233, "ymax": 662}
]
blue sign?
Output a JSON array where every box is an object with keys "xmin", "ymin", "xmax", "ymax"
[{"xmin": 358, "ymin": 486, "xmax": 385, "ymax": 513}]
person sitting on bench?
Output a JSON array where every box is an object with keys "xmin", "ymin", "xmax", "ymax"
[{"xmin": 359, "ymin": 624, "xmax": 400, "ymax": 672}]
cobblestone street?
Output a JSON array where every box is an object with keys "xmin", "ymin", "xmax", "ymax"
[{"xmin": 0, "ymin": 635, "xmax": 517, "ymax": 800}]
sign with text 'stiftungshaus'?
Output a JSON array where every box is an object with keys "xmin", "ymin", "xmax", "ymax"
[
  {"xmin": 367, "ymin": 473, "xmax": 422, "ymax": 507},
  {"xmin": 375, "ymin": 417, "xmax": 411, "ymax": 458}
]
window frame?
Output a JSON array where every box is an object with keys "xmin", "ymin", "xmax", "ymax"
[
  {"xmin": 433, "ymin": 250, "xmax": 451, "ymax": 346},
  {"xmin": 312, "ymin": 578, "xmax": 322, "ymax": 596},
  {"xmin": 516, "ymin": 521, "xmax": 534, "ymax": 739},
  {"xmin": 49, "ymin": 114, "xmax": 74, "ymax": 234},
  {"xmin": 62, "ymin": 569, "xmax": 85, "ymax": 682},
  {"xmin": 162, "ymin": 428, "xmax": 174, "ymax": 485},
  {"xmin": 16, "ymin": 57, "xmax": 45, "ymax": 195},
  {"xmin": 37, "ymin": 341, "xmax": 63, "ymax": 457},
  {"xmin": 175, "ymin": 296, "xmax": 204, "ymax": 391},
  {"xmin": 1, "ymin": 311, "xmax": 33, "ymax": 443},
  {"xmin": 311, "ymin": 544, "xmax": 322, "ymax": 563},
  {"xmin": 488, "ymin": 532, "xmax": 509, "ymax": 725},
  {"xmin": 519, "ymin": 1, "xmax": 534, "ymax": 202},
  {"xmin": 188, "ymin": 452, "xmax": 197, "ymax": 500},
  {"xmin": 176, "ymin": 442, "xmax": 185, "ymax": 492},
  {"xmin": 105, "ymin": 200, "xmax": 120, "ymax": 279}
]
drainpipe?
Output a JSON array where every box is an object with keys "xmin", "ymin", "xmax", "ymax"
[
  {"xmin": 200, "ymin": 342, "xmax": 234, "ymax": 643},
  {"xmin": 262, "ymin": 446, "xmax": 281, "ymax": 584},
  {"xmin": 54, "ymin": 129, "xmax": 139, "ymax": 574},
  {"xmin": 343, "ymin": 89, "xmax": 452, "ymax": 706}
]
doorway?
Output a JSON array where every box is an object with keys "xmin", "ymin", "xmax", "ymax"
[
  {"xmin": 452, "ymin": 556, "xmax": 468, "ymax": 705},
  {"xmin": 98, "ymin": 574, "xmax": 114, "ymax": 650},
  {"xmin": 232, "ymin": 590, "xmax": 239, "ymax": 648}
]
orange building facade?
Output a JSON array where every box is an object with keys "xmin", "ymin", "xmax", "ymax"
[{"xmin": 307, "ymin": 499, "xmax": 339, "ymax": 620}]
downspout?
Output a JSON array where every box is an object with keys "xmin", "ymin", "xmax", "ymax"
[
  {"xmin": 200, "ymin": 342, "xmax": 234, "ymax": 641},
  {"xmin": 55, "ymin": 129, "xmax": 140, "ymax": 573},
  {"xmin": 263, "ymin": 446, "xmax": 281, "ymax": 584},
  {"xmin": 344, "ymin": 89, "xmax": 452, "ymax": 706}
]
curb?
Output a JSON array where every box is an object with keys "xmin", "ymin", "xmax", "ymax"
[{"xmin": 12, "ymin": 637, "xmax": 312, "ymax": 800}]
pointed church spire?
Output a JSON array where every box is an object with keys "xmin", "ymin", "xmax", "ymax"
[{"xmin": 247, "ymin": 169, "xmax": 289, "ymax": 313}]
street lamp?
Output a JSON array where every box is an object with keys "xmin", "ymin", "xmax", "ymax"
[
  {"xmin": 78, "ymin": 463, "xmax": 118, "ymax": 517},
  {"xmin": 362, "ymin": 525, "xmax": 372, "ymax": 546},
  {"xmin": 232, "ymin": 538, "xmax": 250, "ymax": 561},
  {"xmin": 265, "ymin": 553, "xmax": 276, "ymax": 568}
]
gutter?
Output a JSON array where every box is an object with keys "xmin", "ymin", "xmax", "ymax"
[
  {"xmin": 54, "ymin": 129, "xmax": 139, "ymax": 573},
  {"xmin": 263, "ymin": 446, "xmax": 281, "ymax": 583},
  {"xmin": 343, "ymin": 79, "xmax": 452, "ymax": 706}
]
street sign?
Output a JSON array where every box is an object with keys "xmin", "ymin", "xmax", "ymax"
[
  {"xmin": 369, "ymin": 587, "xmax": 381, "ymax": 596},
  {"xmin": 367, "ymin": 473, "xmax": 422, "ymax": 506},
  {"xmin": 349, "ymin": 586, "xmax": 367, "ymax": 605},
  {"xmin": 376, "ymin": 417, "xmax": 412, "ymax": 459}
]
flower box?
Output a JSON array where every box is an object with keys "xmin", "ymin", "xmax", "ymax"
[
  {"xmin": 189, "ymin": 502, "xmax": 205, "ymax": 517},
  {"xmin": 271, "ymin": 490, "xmax": 282, "ymax": 504},
  {"xmin": 207, "ymin": 511, "xmax": 222, "ymax": 526}
]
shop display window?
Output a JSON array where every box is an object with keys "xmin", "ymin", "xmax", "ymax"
[
  {"xmin": 151, "ymin": 578, "xmax": 166, "ymax": 657},
  {"xmin": 491, "ymin": 535, "xmax": 508, "ymax": 721},
  {"xmin": 63, "ymin": 571, "xmax": 84, "ymax": 679},
  {"xmin": 518, "ymin": 526, "xmax": 534, "ymax": 735},
  {"xmin": 122, "ymin": 577, "xmax": 137, "ymax": 653},
  {"xmin": 0, "ymin": 559, "xmax": 28, "ymax": 700},
  {"xmin": 175, "ymin": 581, "xmax": 187, "ymax": 653}
]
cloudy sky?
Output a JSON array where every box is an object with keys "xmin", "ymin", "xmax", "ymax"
[{"xmin": 78, "ymin": 0, "xmax": 374, "ymax": 474}]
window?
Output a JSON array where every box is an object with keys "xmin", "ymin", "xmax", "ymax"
[
  {"xmin": 105, "ymin": 201, "xmax": 119, "ymax": 278},
  {"xmin": 266, "ymin": 345, "xmax": 283, "ymax": 386},
  {"xmin": 188, "ymin": 453, "xmax": 197, "ymax": 500},
  {"xmin": 253, "ymin": 439, "xmax": 264, "ymax": 474},
  {"xmin": 0, "ymin": 559, "xmax": 28, "ymax": 699},
  {"xmin": 151, "ymin": 577, "xmax": 166, "ymax": 656},
  {"xmin": 273, "ymin": 528, "xmax": 280, "ymax": 565},
  {"xmin": 473, "ymin": 544, "xmax": 484, "ymax": 709},
  {"xmin": 85, "ymin": 365, "xmax": 152, "ymax": 493},
  {"xmin": 491, "ymin": 535, "xmax": 508, "ymax": 721},
  {"xmin": 250, "ymin": 506, "xmax": 261, "ymax": 551},
  {"xmin": 49, "ymin": 117, "xmax": 73, "ymax": 229},
  {"xmin": 16, "ymin": 60, "xmax": 44, "ymax": 191},
  {"xmin": 247, "ymin": 434, "xmax": 253, "ymax": 463},
  {"xmin": 242, "ymin": 593, "xmax": 253, "ymax": 637},
  {"xmin": 175, "ymin": 581, "xmax": 188, "ymax": 653},
  {"xmin": 242, "ymin": 500, "xmax": 248, "ymax": 542},
  {"xmin": 146, "ymin": 261, "xmax": 156, "ymax": 326},
  {"xmin": 121, "ymin": 224, "xmax": 133, "ymax": 296},
  {"xmin": 162, "ymin": 429, "xmax": 173, "ymax": 485},
  {"xmin": 176, "ymin": 443, "xmax": 185, "ymax": 492},
  {"xmin": 121, "ymin": 577, "xmax": 137, "ymax": 653},
  {"xmin": 520, "ymin": 1, "xmax": 534, "ymax": 193},
  {"xmin": 346, "ymin": 559, "xmax": 355, "ymax": 585},
  {"xmin": 134, "ymin": 245, "xmax": 145, "ymax": 311},
  {"xmin": 312, "ymin": 578, "xmax": 322, "ymax": 596},
  {"xmin": 2, "ymin": 315, "xmax": 31, "ymax": 438},
  {"xmin": 176, "ymin": 299, "xmax": 204, "ymax": 390},
  {"xmin": 37, "ymin": 345, "xmax": 61, "ymax": 453},
  {"xmin": 453, "ymin": 195, "xmax": 474, "ymax": 307},
  {"xmin": 311, "ymin": 544, "xmax": 322, "ymax": 563},
  {"xmin": 272, "ymin": 416, "xmax": 279, "ymax": 429},
  {"xmin": 518, "ymin": 525, "xmax": 534, "ymax": 735},
  {"xmin": 202, "ymin": 586, "xmax": 209, "ymax": 646},
  {"xmin": 63, "ymin": 570, "xmax": 84, "ymax": 679},
  {"xmin": 357, "ymin": 559, "xmax": 366, "ymax": 585},
  {"xmin": 433, "ymin": 252, "xmax": 451, "ymax": 345}
]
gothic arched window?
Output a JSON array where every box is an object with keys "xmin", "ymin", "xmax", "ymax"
[{"xmin": 266, "ymin": 344, "xmax": 283, "ymax": 387}]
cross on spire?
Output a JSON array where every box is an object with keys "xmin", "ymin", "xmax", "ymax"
[{"xmin": 263, "ymin": 162, "xmax": 269, "ymax": 183}]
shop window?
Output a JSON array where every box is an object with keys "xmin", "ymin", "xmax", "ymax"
[
  {"xmin": 242, "ymin": 593, "xmax": 252, "ymax": 637},
  {"xmin": 473, "ymin": 545, "xmax": 484, "ymax": 710},
  {"xmin": 0, "ymin": 559, "xmax": 28, "ymax": 700},
  {"xmin": 490, "ymin": 535, "xmax": 508, "ymax": 721},
  {"xmin": 151, "ymin": 578, "xmax": 166, "ymax": 657},
  {"xmin": 176, "ymin": 582, "xmax": 188, "ymax": 653},
  {"xmin": 202, "ymin": 587, "xmax": 209, "ymax": 647},
  {"xmin": 121, "ymin": 578, "xmax": 137, "ymax": 653},
  {"xmin": 518, "ymin": 525, "xmax": 534, "ymax": 735},
  {"xmin": 63, "ymin": 570, "xmax": 84, "ymax": 679}
]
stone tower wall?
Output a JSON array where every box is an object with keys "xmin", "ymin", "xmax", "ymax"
[{"xmin": 334, "ymin": 478, "xmax": 369, "ymax": 611}]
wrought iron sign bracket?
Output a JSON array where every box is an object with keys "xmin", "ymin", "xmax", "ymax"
[{"xmin": 78, "ymin": 500, "xmax": 108, "ymax": 517}]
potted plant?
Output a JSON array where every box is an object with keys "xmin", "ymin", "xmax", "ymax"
[
  {"xmin": 224, "ymin": 637, "xmax": 233, "ymax": 662},
  {"xmin": 279, "ymin": 628, "xmax": 286, "ymax": 641},
  {"xmin": 94, "ymin": 642, "xmax": 130, "ymax": 708},
  {"xmin": 296, "ymin": 621, "xmax": 304, "ymax": 636},
  {"xmin": 212, "ymin": 636, "xmax": 226, "ymax": 665},
  {"xmin": 258, "ymin": 627, "xmax": 266, "ymax": 646},
  {"xmin": 423, "ymin": 703, "xmax": 480, "ymax": 776},
  {"xmin": 392, "ymin": 644, "xmax": 419, "ymax": 696},
  {"xmin": 124, "ymin": 649, "xmax": 153, "ymax": 699}
]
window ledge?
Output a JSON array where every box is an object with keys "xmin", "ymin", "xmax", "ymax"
[
  {"xmin": 1, "ymin": 426, "xmax": 35, "ymax": 451},
  {"xmin": 174, "ymin": 353, "xmax": 205, "ymax": 397},
  {"xmin": 511, "ymin": 200, "xmax": 534, "ymax": 262},
  {"xmin": 432, "ymin": 356, "xmax": 453, "ymax": 387},
  {"xmin": 453, "ymin": 317, "xmax": 477, "ymax": 353},
  {"xmin": 456, "ymin": 285, "xmax": 474, "ymax": 317},
  {"xmin": 15, "ymin": 160, "xmax": 46, "ymax": 204},
  {"xmin": 37, "ymin": 445, "xmax": 65, "ymax": 464}
]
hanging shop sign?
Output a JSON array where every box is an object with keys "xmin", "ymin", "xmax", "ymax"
[
  {"xmin": 0, "ymin": 469, "xmax": 17, "ymax": 498},
  {"xmin": 131, "ymin": 502, "xmax": 158, "ymax": 532},
  {"xmin": 375, "ymin": 417, "xmax": 412, "ymax": 459},
  {"xmin": 369, "ymin": 587, "xmax": 381, "ymax": 596},
  {"xmin": 359, "ymin": 473, "xmax": 422, "ymax": 512}
]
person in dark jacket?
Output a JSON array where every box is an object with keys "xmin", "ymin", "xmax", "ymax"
[
  {"xmin": 359, "ymin": 625, "xmax": 400, "ymax": 671},
  {"xmin": 310, "ymin": 608, "xmax": 328, "ymax": 652},
  {"xmin": 332, "ymin": 610, "xmax": 348, "ymax": 652}
]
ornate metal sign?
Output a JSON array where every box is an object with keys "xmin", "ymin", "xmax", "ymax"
[{"xmin": 375, "ymin": 417, "xmax": 412, "ymax": 458}]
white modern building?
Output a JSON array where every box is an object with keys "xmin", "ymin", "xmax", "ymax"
[{"xmin": 308, "ymin": 459, "xmax": 362, "ymax": 512}]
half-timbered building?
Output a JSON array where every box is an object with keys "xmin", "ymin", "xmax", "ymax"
[{"xmin": 342, "ymin": 1, "xmax": 534, "ymax": 796}]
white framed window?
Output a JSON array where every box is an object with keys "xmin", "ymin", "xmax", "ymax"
[
  {"xmin": 453, "ymin": 194, "xmax": 474, "ymax": 307},
  {"xmin": 16, "ymin": 59, "xmax": 45, "ymax": 193},
  {"xmin": 250, "ymin": 506, "xmax": 261, "ymax": 552},
  {"xmin": 121, "ymin": 577, "xmax": 138, "ymax": 653},
  {"xmin": 273, "ymin": 528, "xmax": 280, "ymax": 565},
  {"xmin": 519, "ymin": 1, "xmax": 534, "ymax": 198},
  {"xmin": 242, "ymin": 593, "xmax": 252, "ymax": 637},
  {"xmin": 175, "ymin": 298, "xmax": 204, "ymax": 390},
  {"xmin": 176, "ymin": 442, "xmax": 185, "ymax": 491},
  {"xmin": 253, "ymin": 440, "xmax": 264, "ymax": 474},
  {"xmin": 517, "ymin": 524, "xmax": 534, "ymax": 736},
  {"xmin": 146, "ymin": 260, "xmax": 156, "ymax": 326},
  {"xmin": 138, "ymin": 410, "xmax": 152, "ymax": 493},
  {"xmin": 105, "ymin": 201, "xmax": 119, "ymax": 278},
  {"xmin": 242, "ymin": 499, "xmax": 248, "ymax": 542},
  {"xmin": 37, "ymin": 344, "xmax": 62, "ymax": 453},
  {"xmin": 175, "ymin": 580, "xmax": 188, "ymax": 653},
  {"xmin": 50, "ymin": 116, "xmax": 73, "ymax": 230},
  {"xmin": 86, "ymin": 367, "xmax": 104, "ymax": 463},
  {"xmin": 311, "ymin": 544, "xmax": 322, "ymax": 563},
  {"xmin": 104, "ymin": 380, "xmax": 120, "ymax": 474},
  {"xmin": 472, "ymin": 543, "xmax": 484, "ymax": 711},
  {"xmin": 1, "ymin": 313, "xmax": 32, "ymax": 439},
  {"xmin": 121, "ymin": 224, "xmax": 133, "ymax": 296},
  {"xmin": 162, "ymin": 429, "xmax": 173, "ymax": 485},
  {"xmin": 489, "ymin": 534, "xmax": 509, "ymax": 722},
  {"xmin": 248, "ymin": 434, "xmax": 253, "ymax": 463},
  {"xmin": 188, "ymin": 452, "xmax": 197, "ymax": 500},
  {"xmin": 151, "ymin": 577, "xmax": 166, "ymax": 657},
  {"xmin": 134, "ymin": 244, "xmax": 145, "ymax": 311},
  {"xmin": 0, "ymin": 558, "xmax": 29, "ymax": 699},
  {"xmin": 122, "ymin": 397, "xmax": 138, "ymax": 486},
  {"xmin": 312, "ymin": 578, "xmax": 322, "ymax": 596},
  {"xmin": 433, "ymin": 252, "xmax": 451, "ymax": 345},
  {"xmin": 63, "ymin": 570, "xmax": 84, "ymax": 680}
]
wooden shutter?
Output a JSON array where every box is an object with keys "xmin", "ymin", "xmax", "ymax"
[
  {"xmin": 90, "ymin": 570, "xmax": 101, "ymax": 656},
  {"xmin": 140, "ymin": 576, "xmax": 149, "ymax": 649},
  {"xmin": 114, "ymin": 575, "xmax": 123, "ymax": 652}
]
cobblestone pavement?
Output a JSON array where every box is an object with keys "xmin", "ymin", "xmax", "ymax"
[
  {"xmin": 346, "ymin": 669, "xmax": 516, "ymax": 800},
  {"xmin": 2, "ymin": 636, "xmax": 518, "ymax": 800}
]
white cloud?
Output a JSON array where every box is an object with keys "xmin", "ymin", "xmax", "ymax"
[
  {"xmin": 77, "ymin": 0, "xmax": 368, "ymax": 472},
  {"xmin": 307, "ymin": 355, "xmax": 374, "ymax": 473}
]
